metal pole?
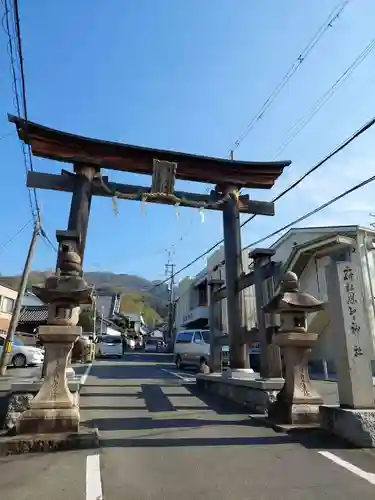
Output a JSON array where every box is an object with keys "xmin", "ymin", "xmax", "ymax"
[
  {"xmin": 222, "ymin": 188, "xmax": 248, "ymax": 369},
  {"xmin": 0, "ymin": 219, "xmax": 40, "ymax": 375},
  {"xmin": 92, "ymin": 291, "xmax": 97, "ymax": 338}
]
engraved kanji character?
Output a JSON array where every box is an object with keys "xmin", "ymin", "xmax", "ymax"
[
  {"xmin": 353, "ymin": 345, "xmax": 364, "ymax": 357},
  {"xmin": 347, "ymin": 292, "xmax": 356, "ymax": 305},
  {"xmin": 345, "ymin": 282, "xmax": 355, "ymax": 293},
  {"xmin": 351, "ymin": 322, "xmax": 360, "ymax": 335},
  {"xmin": 343, "ymin": 266, "xmax": 354, "ymax": 281}
]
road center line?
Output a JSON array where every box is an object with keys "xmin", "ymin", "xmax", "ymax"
[
  {"xmin": 86, "ymin": 454, "xmax": 103, "ymax": 500},
  {"xmin": 318, "ymin": 451, "xmax": 375, "ymax": 486},
  {"xmin": 80, "ymin": 363, "xmax": 93, "ymax": 386},
  {"xmin": 160, "ymin": 367, "xmax": 195, "ymax": 382}
]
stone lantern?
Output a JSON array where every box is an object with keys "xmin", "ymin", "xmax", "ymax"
[
  {"xmin": 17, "ymin": 233, "xmax": 93, "ymax": 434},
  {"xmin": 263, "ymin": 271, "xmax": 325, "ymax": 424}
]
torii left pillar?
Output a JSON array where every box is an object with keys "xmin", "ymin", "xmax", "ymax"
[{"xmin": 65, "ymin": 164, "xmax": 96, "ymax": 374}]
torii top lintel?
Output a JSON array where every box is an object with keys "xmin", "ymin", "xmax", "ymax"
[{"xmin": 8, "ymin": 114, "xmax": 291, "ymax": 189}]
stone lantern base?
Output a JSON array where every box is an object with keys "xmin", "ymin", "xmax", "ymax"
[
  {"xmin": 17, "ymin": 325, "xmax": 81, "ymax": 435},
  {"xmin": 268, "ymin": 332, "xmax": 323, "ymax": 425}
]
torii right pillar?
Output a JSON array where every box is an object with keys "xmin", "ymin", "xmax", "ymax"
[{"xmin": 222, "ymin": 186, "xmax": 249, "ymax": 371}]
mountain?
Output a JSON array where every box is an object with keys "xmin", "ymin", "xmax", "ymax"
[{"xmin": 0, "ymin": 271, "xmax": 170, "ymax": 321}]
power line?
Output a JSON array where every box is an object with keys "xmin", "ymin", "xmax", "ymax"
[
  {"xmin": 40, "ymin": 228, "xmax": 58, "ymax": 253},
  {"xmin": 0, "ymin": 130, "xmax": 14, "ymax": 141},
  {"xmin": 1, "ymin": 0, "xmax": 35, "ymax": 218},
  {"xmin": 230, "ymin": 0, "xmax": 350, "ymax": 153},
  {"xmin": 242, "ymin": 114, "xmax": 375, "ymax": 229},
  {"xmin": 244, "ymin": 173, "xmax": 375, "ymax": 250},
  {"xmin": 148, "ymin": 113, "xmax": 375, "ymax": 293},
  {"xmin": 2, "ymin": 0, "xmax": 56, "ymax": 251},
  {"xmin": 0, "ymin": 219, "xmax": 32, "ymax": 255},
  {"xmin": 273, "ymin": 34, "xmax": 375, "ymax": 158}
]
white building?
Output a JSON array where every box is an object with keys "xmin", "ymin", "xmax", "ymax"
[
  {"xmin": 174, "ymin": 224, "xmax": 375, "ymax": 375},
  {"xmin": 271, "ymin": 225, "xmax": 375, "ymax": 375},
  {"xmin": 0, "ymin": 283, "xmax": 17, "ymax": 332},
  {"xmin": 122, "ymin": 312, "xmax": 147, "ymax": 335}
]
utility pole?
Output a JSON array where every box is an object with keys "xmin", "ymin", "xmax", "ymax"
[
  {"xmin": 0, "ymin": 218, "xmax": 40, "ymax": 375},
  {"xmin": 92, "ymin": 288, "xmax": 97, "ymax": 339},
  {"xmin": 165, "ymin": 251, "xmax": 175, "ymax": 347}
]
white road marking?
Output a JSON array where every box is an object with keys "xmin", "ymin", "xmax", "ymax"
[
  {"xmin": 86, "ymin": 454, "xmax": 103, "ymax": 500},
  {"xmin": 80, "ymin": 363, "xmax": 93, "ymax": 386},
  {"xmin": 160, "ymin": 367, "xmax": 195, "ymax": 382},
  {"xmin": 318, "ymin": 451, "xmax": 375, "ymax": 486}
]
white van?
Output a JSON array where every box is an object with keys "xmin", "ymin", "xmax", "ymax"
[{"xmin": 174, "ymin": 329, "xmax": 229, "ymax": 370}]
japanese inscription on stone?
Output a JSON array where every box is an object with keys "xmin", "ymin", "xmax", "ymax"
[{"xmin": 342, "ymin": 264, "xmax": 363, "ymax": 358}]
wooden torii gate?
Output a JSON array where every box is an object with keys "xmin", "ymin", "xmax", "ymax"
[{"xmin": 9, "ymin": 114, "xmax": 291, "ymax": 370}]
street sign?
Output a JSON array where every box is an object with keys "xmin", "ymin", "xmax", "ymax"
[{"xmin": 249, "ymin": 342, "xmax": 260, "ymax": 354}]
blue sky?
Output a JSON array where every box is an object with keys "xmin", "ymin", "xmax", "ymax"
[{"xmin": 1, "ymin": 0, "xmax": 375, "ymax": 283}]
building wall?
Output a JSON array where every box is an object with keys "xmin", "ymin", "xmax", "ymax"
[
  {"xmin": 207, "ymin": 245, "xmax": 257, "ymax": 333},
  {"xmin": 174, "ymin": 277, "xmax": 194, "ymax": 331},
  {"xmin": 273, "ymin": 227, "xmax": 375, "ymax": 370},
  {"xmin": 0, "ymin": 284, "xmax": 17, "ymax": 331}
]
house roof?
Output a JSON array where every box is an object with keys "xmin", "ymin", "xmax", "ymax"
[
  {"xmin": 270, "ymin": 225, "xmax": 367, "ymax": 250},
  {"xmin": 0, "ymin": 280, "xmax": 18, "ymax": 292},
  {"xmin": 18, "ymin": 305, "xmax": 49, "ymax": 324},
  {"xmin": 8, "ymin": 114, "xmax": 291, "ymax": 189},
  {"xmin": 283, "ymin": 234, "xmax": 355, "ymax": 277}
]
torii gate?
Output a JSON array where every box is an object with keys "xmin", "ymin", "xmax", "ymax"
[{"xmin": 9, "ymin": 113, "xmax": 290, "ymax": 435}]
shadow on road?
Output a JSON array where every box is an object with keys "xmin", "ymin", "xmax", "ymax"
[
  {"xmin": 100, "ymin": 435, "xmax": 297, "ymax": 448},
  {"xmin": 85, "ymin": 416, "xmax": 253, "ymax": 431},
  {"xmin": 89, "ymin": 362, "xmax": 171, "ymax": 380}
]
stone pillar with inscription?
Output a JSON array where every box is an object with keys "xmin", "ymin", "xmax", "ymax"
[
  {"xmin": 264, "ymin": 271, "xmax": 325, "ymax": 425},
  {"xmin": 320, "ymin": 257, "xmax": 375, "ymax": 447},
  {"xmin": 17, "ymin": 233, "xmax": 93, "ymax": 435}
]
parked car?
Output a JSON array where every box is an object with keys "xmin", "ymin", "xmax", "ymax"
[
  {"xmin": 95, "ymin": 335, "xmax": 123, "ymax": 358},
  {"xmin": 126, "ymin": 337, "xmax": 136, "ymax": 350},
  {"xmin": 0, "ymin": 335, "xmax": 44, "ymax": 368},
  {"xmin": 174, "ymin": 329, "xmax": 229, "ymax": 370},
  {"xmin": 144, "ymin": 338, "xmax": 161, "ymax": 353}
]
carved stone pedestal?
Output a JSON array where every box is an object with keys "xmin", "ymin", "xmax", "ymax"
[
  {"xmin": 17, "ymin": 325, "xmax": 81, "ymax": 435},
  {"xmin": 268, "ymin": 332, "xmax": 323, "ymax": 424}
]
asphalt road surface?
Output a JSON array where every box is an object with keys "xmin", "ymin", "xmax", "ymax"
[{"xmin": 1, "ymin": 352, "xmax": 375, "ymax": 500}]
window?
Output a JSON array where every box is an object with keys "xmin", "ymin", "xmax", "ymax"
[
  {"xmin": 194, "ymin": 332, "xmax": 203, "ymax": 343},
  {"xmin": 1, "ymin": 297, "xmax": 14, "ymax": 314},
  {"xmin": 201, "ymin": 330, "xmax": 210, "ymax": 344},
  {"xmin": 0, "ymin": 337, "xmax": 4, "ymax": 346},
  {"xmin": 103, "ymin": 336, "xmax": 121, "ymax": 344},
  {"xmin": 12, "ymin": 338, "xmax": 24, "ymax": 346},
  {"xmin": 176, "ymin": 331, "xmax": 193, "ymax": 344}
]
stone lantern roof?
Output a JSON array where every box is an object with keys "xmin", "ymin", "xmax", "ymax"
[{"xmin": 263, "ymin": 271, "xmax": 325, "ymax": 313}]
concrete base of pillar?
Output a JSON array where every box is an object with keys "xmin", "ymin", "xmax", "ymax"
[
  {"xmin": 16, "ymin": 406, "xmax": 80, "ymax": 435},
  {"xmin": 0, "ymin": 426, "xmax": 99, "ymax": 456},
  {"xmin": 196, "ymin": 373, "xmax": 284, "ymax": 413},
  {"xmin": 11, "ymin": 379, "xmax": 80, "ymax": 394},
  {"xmin": 223, "ymin": 368, "xmax": 255, "ymax": 379},
  {"xmin": 268, "ymin": 398, "xmax": 322, "ymax": 425},
  {"xmin": 319, "ymin": 405, "xmax": 375, "ymax": 448}
]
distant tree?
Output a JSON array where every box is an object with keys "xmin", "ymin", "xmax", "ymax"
[
  {"xmin": 111, "ymin": 315, "xmax": 130, "ymax": 332},
  {"xmin": 78, "ymin": 309, "xmax": 94, "ymax": 333}
]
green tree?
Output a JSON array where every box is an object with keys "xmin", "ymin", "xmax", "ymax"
[{"xmin": 78, "ymin": 309, "xmax": 94, "ymax": 333}]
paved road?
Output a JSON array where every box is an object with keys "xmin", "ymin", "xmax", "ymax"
[{"xmin": 1, "ymin": 352, "xmax": 375, "ymax": 499}]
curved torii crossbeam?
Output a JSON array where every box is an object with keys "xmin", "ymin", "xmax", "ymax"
[{"xmin": 9, "ymin": 113, "xmax": 291, "ymax": 373}]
